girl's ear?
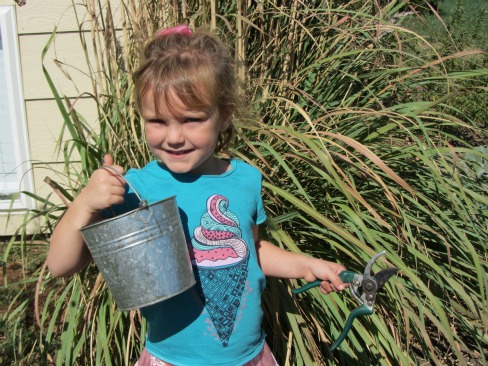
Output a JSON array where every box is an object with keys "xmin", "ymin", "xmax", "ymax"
[{"xmin": 219, "ymin": 108, "xmax": 233, "ymax": 132}]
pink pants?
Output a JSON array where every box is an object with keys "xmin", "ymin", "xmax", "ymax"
[{"xmin": 134, "ymin": 342, "xmax": 278, "ymax": 366}]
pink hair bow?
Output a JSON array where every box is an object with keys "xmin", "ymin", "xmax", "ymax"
[{"xmin": 156, "ymin": 25, "xmax": 192, "ymax": 37}]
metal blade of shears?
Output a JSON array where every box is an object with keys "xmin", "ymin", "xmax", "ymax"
[{"xmin": 373, "ymin": 268, "xmax": 399, "ymax": 290}]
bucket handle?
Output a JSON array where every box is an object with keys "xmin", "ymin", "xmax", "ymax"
[{"xmin": 101, "ymin": 165, "xmax": 148, "ymax": 209}]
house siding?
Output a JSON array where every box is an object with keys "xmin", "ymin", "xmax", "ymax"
[{"xmin": 0, "ymin": 0, "xmax": 120, "ymax": 235}]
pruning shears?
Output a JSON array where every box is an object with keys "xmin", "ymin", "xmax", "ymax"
[{"xmin": 292, "ymin": 251, "xmax": 398, "ymax": 351}]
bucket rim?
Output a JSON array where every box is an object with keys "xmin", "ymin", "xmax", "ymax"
[{"xmin": 80, "ymin": 195, "xmax": 177, "ymax": 232}]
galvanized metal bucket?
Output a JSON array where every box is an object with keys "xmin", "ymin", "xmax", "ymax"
[{"xmin": 80, "ymin": 167, "xmax": 195, "ymax": 311}]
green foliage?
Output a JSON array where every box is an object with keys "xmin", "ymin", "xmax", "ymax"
[
  {"xmin": 402, "ymin": 0, "xmax": 488, "ymax": 145},
  {"xmin": 2, "ymin": 0, "xmax": 487, "ymax": 365}
]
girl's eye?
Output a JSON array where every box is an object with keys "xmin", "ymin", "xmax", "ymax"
[
  {"xmin": 146, "ymin": 119, "xmax": 166, "ymax": 125},
  {"xmin": 185, "ymin": 117, "xmax": 204, "ymax": 123}
]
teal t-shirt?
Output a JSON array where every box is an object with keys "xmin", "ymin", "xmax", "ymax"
[{"xmin": 115, "ymin": 158, "xmax": 267, "ymax": 365}]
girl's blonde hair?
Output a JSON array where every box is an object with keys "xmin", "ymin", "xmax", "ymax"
[{"xmin": 132, "ymin": 27, "xmax": 241, "ymax": 153}]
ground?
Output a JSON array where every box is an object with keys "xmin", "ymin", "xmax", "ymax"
[{"xmin": 0, "ymin": 240, "xmax": 47, "ymax": 365}]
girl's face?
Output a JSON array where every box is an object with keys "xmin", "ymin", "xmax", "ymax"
[{"xmin": 141, "ymin": 89, "xmax": 230, "ymax": 175}]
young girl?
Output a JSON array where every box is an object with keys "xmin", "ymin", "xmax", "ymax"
[{"xmin": 47, "ymin": 25, "xmax": 346, "ymax": 366}]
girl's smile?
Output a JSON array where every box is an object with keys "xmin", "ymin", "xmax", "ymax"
[
  {"xmin": 164, "ymin": 148, "xmax": 194, "ymax": 157},
  {"xmin": 141, "ymin": 90, "xmax": 230, "ymax": 175}
]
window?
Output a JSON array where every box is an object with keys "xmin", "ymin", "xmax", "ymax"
[{"xmin": 0, "ymin": 6, "xmax": 34, "ymax": 210}]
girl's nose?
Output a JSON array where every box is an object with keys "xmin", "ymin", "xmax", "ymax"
[{"xmin": 166, "ymin": 125, "xmax": 185, "ymax": 145}]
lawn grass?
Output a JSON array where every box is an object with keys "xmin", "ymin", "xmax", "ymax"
[
  {"xmin": 407, "ymin": 0, "xmax": 487, "ymax": 52},
  {"xmin": 439, "ymin": 0, "xmax": 488, "ymax": 23}
]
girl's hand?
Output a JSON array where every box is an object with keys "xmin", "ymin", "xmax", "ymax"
[
  {"xmin": 304, "ymin": 259, "xmax": 347, "ymax": 295},
  {"xmin": 77, "ymin": 154, "xmax": 126, "ymax": 214}
]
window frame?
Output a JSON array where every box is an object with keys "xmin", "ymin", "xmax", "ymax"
[{"xmin": 0, "ymin": 5, "xmax": 34, "ymax": 211}]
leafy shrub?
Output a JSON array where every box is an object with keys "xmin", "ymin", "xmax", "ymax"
[{"xmin": 402, "ymin": 0, "xmax": 488, "ymax": 145}]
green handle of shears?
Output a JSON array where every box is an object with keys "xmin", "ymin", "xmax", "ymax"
[
  {"xmin": 291, "ymin": 270, "xmax": 357, "ymax": 294},
  {"xmin": 329, "ymin": 304, "xmax": 373, "ymax": 352}
]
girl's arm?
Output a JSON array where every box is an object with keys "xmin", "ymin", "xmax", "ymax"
[
  {"xmin": 47, "ymin": 196, "xmax": 99, "ymax": 277},
  {"xmin": 47, "ymin": 155, "xmax": 126, "ymax": 277},
  {"xmin": 254, "ymin": 227, "xmax": 345, "ymax": 294}
]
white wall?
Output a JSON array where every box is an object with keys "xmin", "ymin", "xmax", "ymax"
[{"xmin": 0, "ymin": 0, "xmax": 120, "ymax": 235}]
